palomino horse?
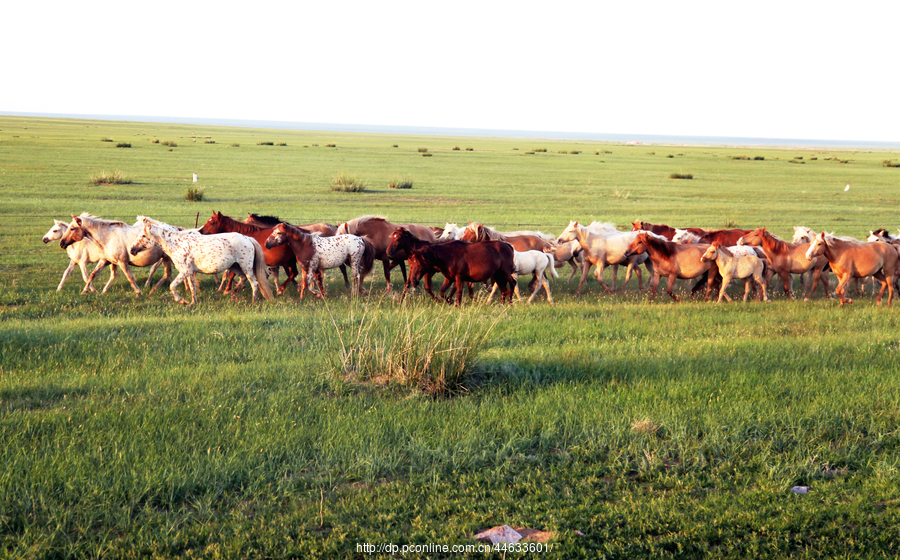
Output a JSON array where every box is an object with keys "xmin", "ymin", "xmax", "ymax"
[
  {"xmin": 700, "ymin": 242, "xmax": 769, "ymax": 303},
  {"xmin": 631, "ymin": 221, "xmax": 705, "ymax": 240},
  {"xmin": 43, "ymin": 219, "xmax": 114, "ymax": 293},
  {"xmin": 556, "ymin": 221, "xmax": 650, "ymax": 294},
  {"xmin": 542, "ymin": 239, "xmax": 584, "ymax": 282},
  {"xmin": 405, "ymin": 240, "xmax": 516, "ymax": 306},
  {"xmin": 58, "ymin": 214, "xmax": 172, "ymax": 297},
  {"xmin": 623, "ymin": 232, "xmax": 716, "ymax": 301},
  {"xmin": 460, "ymin": 223, "xmax": 554, "ymax": 252},
  {"xmin": 131, "ymin": 218, "xmax": 274, "ymax": 305},
  {"xmin": 737, "ymin": 227, "xmax": 831, "ymax": 300},
  {"xmin": 806, "ymin": 232, "xmax": 897, "ymax": 307},
  {"xmin": 265, "ymin": 223, "xmax": 374, "ymax": 299},
  {"xmin": 487, "ymin": 249, "xmax": 558, "ymax": 304},
  {"xmin": 336, "ymin": 215, "xmax": 437, "ymax": 290}
]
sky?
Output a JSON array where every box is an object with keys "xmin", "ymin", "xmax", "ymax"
[{"xmin": 3, "ymin": 1, "xmax": 898, "ymax": 143}]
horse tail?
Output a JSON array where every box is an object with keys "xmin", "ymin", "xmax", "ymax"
[
  {"xmin": 250, "ymin": 238, "xmax": 275, "ymax": 301},
  {"xmin": 545, "ymin": 253, "xmax": 559, "ymax": 279},
  {"xmin": 359, "ymin": 238, "xmax": 376, "ymax": 278}
]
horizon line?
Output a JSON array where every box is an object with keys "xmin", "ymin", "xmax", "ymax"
[{"xmin": 2, "ymin": 111, "xmax": 899, "ymax": 148}]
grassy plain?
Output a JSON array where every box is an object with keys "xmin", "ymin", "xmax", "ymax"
[{"xmin": 1, "ymin": 116, "xmax": 900, "ymax": 558}]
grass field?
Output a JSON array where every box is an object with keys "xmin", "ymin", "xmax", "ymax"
[{"xmin": 2, "ymin": 115, "xmax": 900, "ymax": 558}]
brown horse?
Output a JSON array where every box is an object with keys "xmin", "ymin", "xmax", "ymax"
[
  {"xmin": 387, "ymin": 228, "xmax": 477, "ymax": 300},
  {"xmin": 623, "ymin": 232, "xmax": 716, "ymax": 301},
  {"xmin": 806, "ymin": 232, "xmax": 897, "ymax": 307},
  {"xmin": 695, "ymin": 228, "xmax": 753, "ymax": 247},
  {"xmin": 405, "ymin": 240, "xmax": 516, "ymax": 306},
  {"xmin": 336, "ymin": 215, "xmax": 437, "ymax": 290},
  {"xmin": 631, "ymin": 221, "xmax": 705, "ymax": 240},
  {"xmin": 737, "ymin": 227, "xmax": 831, "ymax": 300},
  {"xmin": 460, "ymin": 223, "xmax": 554, "ymax": 252}
]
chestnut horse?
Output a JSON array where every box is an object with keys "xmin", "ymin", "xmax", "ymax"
[
  {"xmin": 623, "ymin": 232, "xmax": 716, "ymax": 301},
  {"xmin": 405, "ymin": 240, "xmax": 516, "ymax": 306},
  {"xmin": 387, "ymin": 228, "xmax": 476, "ymax": 300},
  {"xmin": 737, "ymin": 227, "xmax": 831, "ymax": 300},
  {"xmin": 631, "ymin": 221, "xmax": 705, "ymax": 241},
  {"xmin": 460, "ymin": 223, "xmax": 555, "ymax": 252},
  {"xmin": 806, "ymin": 232, "xmax": 897, "ymax": 307},
  {"xmin": 336, "ymin": 215, "xmax": 437, "ymax": 290}
]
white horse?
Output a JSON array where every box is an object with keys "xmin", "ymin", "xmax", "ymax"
[
  {"xmin": 700, "ymin": 242, "xmax": 770, "ymax": 303},
  {"xmin": 556, "ymin": 221, "xmax": 651, "ymax": 294},
  {"xmin": 130, "ymin": 218, "xmax": 274, "ymax": 305},
  {"xmin": 43, "ymin": 219, "xmax": 114, "ymax": 293},
  {"xmin": 488, "ymin": 250, "xmax": 558, "ymax": 304},
  {"xmin": 58, "ymin": 214, "xmax": 172, "ymax": 296},
  {"xmin": 438, "ymin": 223, "xmax": 466, "ymax": 241}
]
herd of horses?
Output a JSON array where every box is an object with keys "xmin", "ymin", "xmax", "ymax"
[{"xmin": 42, "ymin": 212, "xmax": 900, "ymax": 308}]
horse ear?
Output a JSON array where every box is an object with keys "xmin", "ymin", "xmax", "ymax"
[{"xmin": 73, "ymin": 215, "xmax": 83, "ymax": 226}]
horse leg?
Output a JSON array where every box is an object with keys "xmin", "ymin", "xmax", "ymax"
[
  {"xmin": 666, "ymin": 274, "xmax": 680, "ymax": 301},
  {"xmin": 835, "ymin": 274, "xmax": 852, "ymax": 307},
  {"xmin": 541, "ymin": 273, "xmax": 554, "ymax": 304},
  {"xmin": 575, "ymin": 259, "xmax": 592, "ymax": 296},
  {"xmin": 595, "ymin": 261, "xmax": 613, "ymax": 292},
  {"xmin": 58, "ymin": 260, "xmax": 81, "ymax": 292},
  {"xmin": 118, "ymin": 263, "xmax": 142, "ymax": 297},
  {"xmin": 382, "ymin": 258, "xmax": 393, "ymax": 292},
  {"xmin": 149, "ymin": 259, "xmax": 172, "ymax": 295},
  {"xmin": 647, "ymin": 272, "xmax": 661, "ymax": 301},
  {"xmin": 873, "ymin": 270, "xmax": 888, "ymax": 306},
  {"xmin": 168, "ymin": 271, "xmax": 190, "ymax": 305}
]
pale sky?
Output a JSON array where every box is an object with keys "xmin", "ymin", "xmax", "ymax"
[{"xmin": 4, "ymin": 1, "xmax": 898, "ymax": 142}]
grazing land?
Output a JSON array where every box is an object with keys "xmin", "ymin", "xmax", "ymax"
[{"xmin": 1, "ymin": 116, "xmax": 900, "ymax": 558}]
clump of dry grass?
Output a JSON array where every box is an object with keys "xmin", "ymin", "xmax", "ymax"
[
  {"xmin": 185, "ymin": 186, "xmax": 204, "ymax": 202},
  {"xmin": 330, "ymin": 172, "xmax": 366, "ymax": 193},
  {"xmin": 669, "ymin": 172, "xmax": 693, "ymax": 180},
  {"xmin": 388, "ymin": 175, "xmax": 413, "ymax": 189},
  {"xmin": 631, "ymin": 418, "xmax": 661, "ymax": 435},
  {"xmin": 323, "ymin": 302, "xmax": 503, "ymax": 397}
]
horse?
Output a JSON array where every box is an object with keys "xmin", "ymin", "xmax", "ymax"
[
  {"xmin": 631, "ymin": 221, "xmax": 706, "ymax": 240},
  {"xmin": 700, "ymin": 242, "xmax": 769, "ymax": 303},
  {"xmin": 556, "ymin": 221, "xmax": 651, "ymax": 294},
  {"xmin": 438, "ymin": 223, "xmax": 466, "ymax": 241},
  {"xmin": 542, "ymin": 239, "xmax": 584, "ymax": 281},
  {"xmin": 336, "ymin": 215, "xmax": 437, "ymax": 290},
  {"xmin": 387, "ymin": 227, "xmax": 475, "ymax": 300},
  {"xmin": 460, "ymin": 222, "xmax": 555, "ymax": 252},
  {"xmin": 623, "ymin": 232, "xmax": 716, "ymax": 301},
  {"xmin": 43, "ymin": 219, "xmax": 114, "ymax": 293},
  {"xmin": 130, "ymin": 218, "xmax": 274, "ymax": 305},
  {"xmin": 405, "ymin": 240, "xmax": 516, "ymax": 306},
  {"xmin": 487, "ymin": 249, "xmax": 558, "ymax": 304},
  {"xmin": 58, "ymin": 214, "xmax": 172, "ymax": 297},
  {"xmin": 805, "ymin": 232, "xmax": 897, "ymax": 307},
  {"xmin": 265, "ymin": 223, "xmax": 374, "ymax": 299},
  {"xmin": 737, "ymin": 227, "xmax": 831, "ymax": 300}
]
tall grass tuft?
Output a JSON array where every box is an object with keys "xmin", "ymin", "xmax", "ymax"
[
  {"xmin": 388, "ymin": 175, "xmax": 413, "ymax": 189},
  {"xmin": 322, "ymin": 302, "xmax": 503, "ymax": 397},
  {"xmin": 330, "ymin": 172, "xmax": 367, "ymax": 192},
  {"xmin": 669, "ymin": 172, "xmax": 693, "ymax": 180},
  {"xmin": 185, "ymin": 186, "xmax": 205, "ymax": 202},
  {"xmin": 89, "ymin": 170, "xmax": 132, "ymax": 185},
  {"xmin": 882, "ymin": 160, "xmax": 900, "ymax": 168},
  {"xmin": 115, "ymin": 142, "xmax": 131, "ymax": 148},
  {"xmin": 417, "ymin": 147, "xmax": 429, "ymax": 153}
]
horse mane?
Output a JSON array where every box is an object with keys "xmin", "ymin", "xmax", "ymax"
[
  {"xmin": 587, "ymin": 221, "xmax": 618, "ymax": 232},
  {"xmin": 281, "ymin": 222, "xmax": 316, "ymax": 241},
  {"xmin": 76, "ymin": 213, "xmax": 127, "ymax": 228},
  {"xmin": 213, "ymin": 212, "xmax": 271, "ymax": 235},
  {"xmin": 246, "ymin": 213, "xmax": 283, "ymax": 226},
  {"xmin": 641, "ymin": 232, "xmax": 677, "ymax": 256}
]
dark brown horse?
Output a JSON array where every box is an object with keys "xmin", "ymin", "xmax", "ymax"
[
  {"xmin": 336, "ymin": 215, "xmax": 437, "ymax": 290},
  {"xmin": 631, "ymin": 221, "xmax": 706, "ymax": 240},
  {"xmin": 387, "ymin": 228, "xmax": 476, "ymax": 300},
  {"xmin": 737, "ymin": 227, "xmax": 831, "ymax": 300},
  {"xmin": 405, "ymin": 240, "xmax": 516, "ymax": 306},
  {"xmin": 623, "ymin": 232, "xmax": 716, "ymax": 301}
]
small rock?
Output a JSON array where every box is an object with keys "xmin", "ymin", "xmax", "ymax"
[
  {"xmin": 574, "ymin": 530, "xmax": 586, "ymax": 537},
  {"xmin": 791, "ymin": 486, "xmax": 810, "ymax": 494}
]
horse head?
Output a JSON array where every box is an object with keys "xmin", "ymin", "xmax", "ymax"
[
  {"xmin": 43, "ymin": 220, "xmax": 69, "ymax": 244},
  {"xmin": 198, "ymin": 211, "xmax": 222, "ymax": 235},
  {"xmin": 623, "ymin": 232, "xmax": 649, "ymax": 258},
  {"xmin": 59, "ymin": 215, "xmax": 87, "ymax": 249},
  {"xmin": 700, "ymin": 242, "xmax": 719, "ymax": 262},
  {"xmin": 556, "ymin": 221, "xmax": 578, "ymax": 244},
  {"xmin": 386, "ymin": 227, "xmax": 414, "ymax": 258},
  {"xmin": 805, "ymin": 232, "xmax": 828, "ymax": 260},
  {"xmin": 264, "ymin": 223, "xmax": 289, "ymax": 249},
  {"xmin": 129, "ymin": 222, "xmax": 156, "ymax": 256}
]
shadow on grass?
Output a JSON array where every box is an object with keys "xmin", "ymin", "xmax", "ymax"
[{"xmin": 0, "ymin": 385, "xmax": 89, "ymax": 411}]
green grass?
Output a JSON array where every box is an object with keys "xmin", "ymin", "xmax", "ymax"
[{"xmin": 2, "ymin": 115, "xmax": 900, "ymax": 558}]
